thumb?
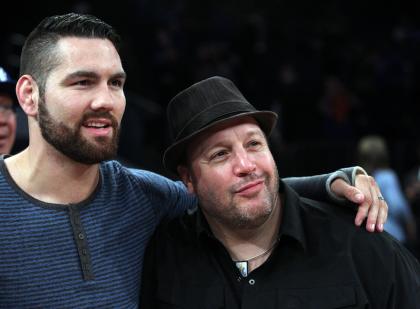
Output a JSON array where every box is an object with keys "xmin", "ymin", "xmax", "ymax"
[{"xmin": 344, "ymin": 186, "xmax": 365, "ymax": 204}]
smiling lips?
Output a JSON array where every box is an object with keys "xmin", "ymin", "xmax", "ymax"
[
  {"xmin": 82, "ymin": 118, "xmax": 113, "ymax": 137},
  {"xmin": 234, "ymin": 179, "xmax": 265, "ymax": 196}
]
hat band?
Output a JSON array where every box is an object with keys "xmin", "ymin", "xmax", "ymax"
[{"xmin": 174, "ymin": 100, "xmax": 256, "ymax": 141}]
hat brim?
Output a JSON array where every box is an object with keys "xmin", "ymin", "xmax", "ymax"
[{"xmin": 163, "ymin": 110, "xmax": 278, "ymax": 175}]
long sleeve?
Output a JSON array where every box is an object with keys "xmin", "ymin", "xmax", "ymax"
[{"xmin": 283, "ymin": 166, "xmax": 362, "ymax": 203}]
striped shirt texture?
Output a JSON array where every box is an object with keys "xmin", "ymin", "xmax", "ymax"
[{"xmin": 0, "ymin": 158, "xmax": 194, "ymax": 308}]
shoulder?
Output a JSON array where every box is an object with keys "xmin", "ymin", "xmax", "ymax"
[
  {"xmin": 300, "ymin": 197, "xmax": 420, "ymax": 281},
  {"xmin": 100, "ymin": 160, "xmax": 179, "ymax": 187},
  {"xmin": 149, "ymin": 208, "xmax": 199, "ymax": 248},
  {"xmin": 298, "ymin": 196, "xmax": 402, "ymax": 255}
]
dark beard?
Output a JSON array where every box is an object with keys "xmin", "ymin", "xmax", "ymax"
[{"xmin": 38, "ymin": 99, "xmax": 120, "ymax": 164}]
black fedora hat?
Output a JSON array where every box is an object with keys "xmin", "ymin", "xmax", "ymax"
[{"xmin": 163, "ymin": 76, "xmax": 278, "ymax": 175}]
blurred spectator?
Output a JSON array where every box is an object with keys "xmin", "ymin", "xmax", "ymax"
[
  {"xmin": 403, "ymin": 141, "xmax": 420, "ymax": 258},
  {"xmin": 357, "ymin": 135, "xmax": 417, "ymax": 251},
  {"xmin": 0, "ymin": 66, "xmax": 17, "ymax": 154}
]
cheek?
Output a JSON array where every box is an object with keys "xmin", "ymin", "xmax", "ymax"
[
  {"xmin": 117, "ymin": 99, "xmax": 126, "ymax": 121},
  {"xmin": 252, "ymin": 152, "xmax": 275, "ymax": 170},
  {"xmin": 198, "ymin": 168, "xmax": 232, "ymax": 193}
]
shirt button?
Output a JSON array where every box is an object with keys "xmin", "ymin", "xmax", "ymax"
[
  {"xmin": 78, "ymin": 233, "xmax": 85, "ymax": 240},
  {"xmin": 248, "ymin": 279, "xmax": 255, "ymax": 285}
]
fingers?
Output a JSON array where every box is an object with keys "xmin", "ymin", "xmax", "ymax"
[
  {"xmin": 375, "ymin": 201, "xmax": 388, "ymax": 232},
  {"xmin": 330, "ymin": 178, "xmax": 364, "ymax": 203},
  {"xmin": 331, "ymin": 174, "xmax": 389, "ymax": 233},
  {"xmin": 354, "ymin": 201, "xmax": 369, "ymax": 227},
  {"xmin": 353, "ymin": 175, "xmax": 371, "ymax": 226},
  {"xmin": 344, "ymin": 186, "xmax": 365, "ymax": 204},
  {"xmin": 365, "ymin": 180, "xmax": 379, "ymax": 232},
  {"xmin": 366, "ymin": 176, "xmax": 388, "ymax": 232},
  {"xmin": 354, "ymin": 175, "xmax": 388, "ymax": 232}
]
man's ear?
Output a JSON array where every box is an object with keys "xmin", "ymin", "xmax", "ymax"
[
  {"xmin": 177, "ymin": 165, "xmax": 195, "ymax": 194},
  {"xmin": 16, "ymin": 75, "xmax": 39, "ymax": 117}
]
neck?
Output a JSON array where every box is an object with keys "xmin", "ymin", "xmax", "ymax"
[
  {"xmin": 206, "ymin": 195, "xmax": 282, "ymax": 274},
  {"xmin": 5, "ymin": 146, "xmax": 100, "ymax": 205}
]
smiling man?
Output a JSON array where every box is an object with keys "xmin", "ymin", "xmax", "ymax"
[
  {"xmin": 0, "ymin": 13, "xmax": 388, "ymax": 308},
  {"xmin": 140, "ymin": 76, "xmax": 420, "ymax": 308}
]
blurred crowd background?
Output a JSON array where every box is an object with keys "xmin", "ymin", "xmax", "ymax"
[
  {"xmin": 2, "ymin": 0, "xmax": 420, "ymax": 256},
  {"xmin": 3, "ymin": 2, "xmax": 420, "ymax": 250},
  {"xmin": 1, "ymin": 0, "xmax": 419, "ymax": 178}
]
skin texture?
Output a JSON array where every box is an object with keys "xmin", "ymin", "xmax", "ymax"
[
  {"xmin": 8, "ymin": 37, "xmax": 126, "ymax": 205},
  {"xmin": 179, "ymin": 116, "xmax": 281, "ymax": 235},
  {"xmin": 36, "ymin": 38, "xmax": 126, "ymax": 164}
]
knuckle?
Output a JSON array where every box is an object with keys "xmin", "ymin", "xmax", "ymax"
[{"xmin": 364, "ymin": 195, "xmax": 373, "ymax": 206}]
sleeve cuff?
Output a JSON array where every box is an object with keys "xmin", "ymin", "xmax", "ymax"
[
  {"xmin": 326, "ymin": 166, "xmax": 367, "ymax": 203},
  {"xmin": 351, "ymin": 166, "xmax": 368, "ymax": 186},
  {"xmin": 326, "ymin": 170, "xmax": 350, "ymax": 203}
]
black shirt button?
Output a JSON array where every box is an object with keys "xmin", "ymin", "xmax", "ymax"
[
  {"xmin": 78, "ymin": 233, "xmax": 85, "ymax": 240},
  {"xmin": 248, "ymin": 279, "xmax": 255, "ymax": 285}
]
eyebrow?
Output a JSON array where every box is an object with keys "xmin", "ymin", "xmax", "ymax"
[{"xmin": 64, "ymin": 70, "xmax": 127, "ymax": 81}]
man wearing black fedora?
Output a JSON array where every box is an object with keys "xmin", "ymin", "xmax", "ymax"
[{"xmin": 140, "ymin": 76, "xmax": 420, "ymax": 308}]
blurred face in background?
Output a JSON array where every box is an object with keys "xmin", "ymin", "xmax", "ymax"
[{"xmin": 0, "ymin": 93, "xmax": 16, "ymax": 154}]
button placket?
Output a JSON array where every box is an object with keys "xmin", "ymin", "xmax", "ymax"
[{"xmin": 68, "ymin": 205, "xmax": 94, "ymax": 280}]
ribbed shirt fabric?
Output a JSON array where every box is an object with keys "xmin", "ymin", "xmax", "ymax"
[{"xmin": 0, "ymin": 157, "xmax": 194, "ymax": 308}]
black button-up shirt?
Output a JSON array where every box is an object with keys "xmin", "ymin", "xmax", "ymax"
[{"xmin": 140, "ymin": 181, "xmax": 420, "ymax": 308}]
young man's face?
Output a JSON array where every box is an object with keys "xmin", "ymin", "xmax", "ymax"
[
  {"xmin": 0, "ymin": 93, "xmax": 16, "ymax": 154},
  {"xmin": 37, "ymin": 37, "xmax": 127, "ymax": 164},
  {"xmin": 181, "ymin": 116, "xmax": 280, "ymax": 230}
]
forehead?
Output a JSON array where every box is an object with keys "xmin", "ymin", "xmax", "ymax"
[{"xmin": 52, "ymin": 37, "xmax": 123, "ymax": 76}]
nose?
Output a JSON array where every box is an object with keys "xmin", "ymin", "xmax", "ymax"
[
  {"xmin": 233, "ymin": 149, "xmax": 256, "ymax": 176},
  {"xmin": 90, "ymin": 84, "xmax": 117, "ymax": 111}
]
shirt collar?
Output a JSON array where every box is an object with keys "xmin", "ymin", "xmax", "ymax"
[
  {"xmin": 278, "ymin": 180, "xmax": 307, "ymax": 252},
  {"xmin": 194, "ymin": 179, "xmax": 308, "ymax": 252}
]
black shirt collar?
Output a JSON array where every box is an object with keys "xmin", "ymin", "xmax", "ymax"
[{"xmin": 194, "ymin": 179, "xmax": 307, "ymax": 252}]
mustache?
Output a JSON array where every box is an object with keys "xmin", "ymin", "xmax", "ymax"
[
  {"xmin": 79, "ymin": 111, "xmax": 119, "ymax": 129},
  {"xmin": 230, "ymin": 173, "xmax": 266, "ymax": 192}
]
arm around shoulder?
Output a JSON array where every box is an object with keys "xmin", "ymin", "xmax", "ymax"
[{"xmin": 283, "ymin": 166, "xmax": 361, "ymax": 202}]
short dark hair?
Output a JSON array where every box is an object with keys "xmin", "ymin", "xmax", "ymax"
[{"xmin": 19, "ymin": 13, "xmax": 121, "ymax": 96}]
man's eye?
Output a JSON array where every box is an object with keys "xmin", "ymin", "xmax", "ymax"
[
  {"xmin": 111, "ymin": 79, "xmax": 124, "ymax": 88},
  {"xmin": 248, "ymin": 140, "xmax": 261, "ymax": 147},
  {"xmin": 74, "ymin": 80, "xmax": 90, "ymax": 86},
  {"xmin": 210, "ymin": 150, "xmax": 228, "ymax": 161}
]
